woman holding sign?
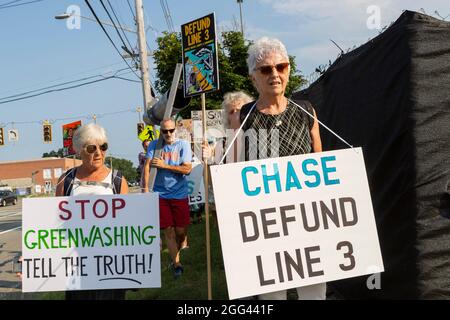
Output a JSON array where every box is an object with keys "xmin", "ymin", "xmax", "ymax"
[
  {"xmin": 237, "ymin": 37, "xmax": 325, "ymax": 300},
  {"xmin": 55, "ymin": 123, "xmax": 129, "ymax": 300}
]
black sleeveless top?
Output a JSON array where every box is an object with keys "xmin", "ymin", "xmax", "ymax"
[{"xmin": 239, "ymin": 100, "xmax": 314, "ymax": 161}]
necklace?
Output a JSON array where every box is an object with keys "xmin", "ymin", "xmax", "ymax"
[
  {"xmin": 275, "ymin": 120, "xmax": 283, "ymax": 127},
  {"xmin": 273, "ymin": 104, "xmax": 289, "ymax": 127}
]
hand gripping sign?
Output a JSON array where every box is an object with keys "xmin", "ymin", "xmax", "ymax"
[
  {"xmin": 21, "ymin": 193, "xmax": 160, "ymax": 292},
  {"xmin": 210, "ymin": 148, "xmax": 384, "ymax": 299}
]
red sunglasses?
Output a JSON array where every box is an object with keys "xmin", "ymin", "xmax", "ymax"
[{"xmin": 255, "ymin": 62, "xmax": 290, "ymax": 75}]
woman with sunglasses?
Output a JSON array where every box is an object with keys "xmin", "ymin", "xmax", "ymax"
[
  {"xmin": 239, "ymin": 36, "xmax": 322, "ymax": 160},
  {"xmin": 55, "ymin": 123, "xmax": 129, "ymax": 300},
  {"xmin": 237, "ymin": 37, "xmax": 325, "ymax": 300}
]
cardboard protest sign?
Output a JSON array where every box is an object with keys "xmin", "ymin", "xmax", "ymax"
[
  {"xmin": 187, "ymin": 160, "xmax": 205, "ymax": 205},
  {"xmin": 210, "ymin": 148, "xmax": 384, "ymax": 299},
  {"xmin": 181, "ymin": 13, "xmax": 219, "ymax": 97},
  {"xmin": 22, "ymin": 193, "xmax": 160, "ymax": 292},
  {"xmin": 175, "ymin": 119, "xmax": 193, "ymax": 143},
  {"xmin": 191, "ymin": 110, "xmax": 225, "ymax": 142}
]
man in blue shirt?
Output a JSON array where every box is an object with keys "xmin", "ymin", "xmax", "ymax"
[{"xmin": 143, "ymin": 118, "xmax": 192, "ymax": 278}]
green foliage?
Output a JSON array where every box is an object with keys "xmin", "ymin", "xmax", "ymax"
[
  {"xmin": 153, "ymin": 32, "xmax": 183, "ymax": 94},
  {"xmin": 127, "ymin": 215, "xmax": 228, "ymax": 300},
  {"xmin": 38, "ymin": 213, "xmax": 228, "ymax": 300},
  {"xmin": 286, "ymin": 56, "xmax": 307, "ymax": 96},
  {"xmin": 152, "ymin": 30, "xmax": 306, "ymax": 119},
  {"xmin": 42, "ymin": 148, "xmax": 64, "ymax": 158},
  {"xmin": 105, "ymin": 156, "xmax": 138, "ymax": 183}
]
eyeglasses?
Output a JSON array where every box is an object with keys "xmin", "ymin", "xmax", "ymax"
[
  {"xmin": 85, "ymin": 143, "xmax": 108, "ymax": 154},
  {"xmin": 162, "ymin": 128, "xmax": 175, "ymax": 134},
  {"xmin": 255, "ymin": 62, "xmax": 290, "ymax": 75}
]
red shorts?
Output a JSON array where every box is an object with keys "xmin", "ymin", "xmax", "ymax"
[{"xmin": 159, "ymin": 198, "xmax": 190, "ymax": 229}]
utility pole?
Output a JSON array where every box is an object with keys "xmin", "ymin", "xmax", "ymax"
[
  {"xmin": 237, "ymin": 0, "xmax": 244, "ymax": 36},
  {"xmin": 135, "ymin": 0, "xmax": 153, "ymax": 111},
  {"xmin": 136, "ymin": 106, "xmax": 142, "ymax": 122}
]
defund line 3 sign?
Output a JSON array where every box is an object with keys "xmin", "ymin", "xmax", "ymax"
[{"xmin": 181, "ymin": 13, "xmax": 219, "ymax": 97}]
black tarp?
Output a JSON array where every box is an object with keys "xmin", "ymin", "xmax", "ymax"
[{"xmin": 293, "ymin": 11, "xmax": 450, "ymax": 299}]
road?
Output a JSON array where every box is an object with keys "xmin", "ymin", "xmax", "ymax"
[
  {"xmin": 0, "ymin": 198, "xmax": 35, "ymax": 299},
  {"xmin": 0, "ymin": 188, "xmax": 142, "ymax": 299}
]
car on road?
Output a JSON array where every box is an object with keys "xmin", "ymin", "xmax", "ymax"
[{"xmin": 0, "ymin": 190, "xmax": 17, "ymax": 207}]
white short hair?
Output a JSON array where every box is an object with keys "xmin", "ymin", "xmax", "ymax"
[
  {"xmin": 247, "ymin": 37, "xmax": 290, "ymax": 75},
  {"xmin": 222, "ymin": 91, "xmax": 253, "ymax": 127},
  {"xmin": 73, "ymin": 123, "xmax": 108, "ymax": 154},
  {"xmin": 160, "ymin": 118, "xmax": 175, "ymax": 128}
]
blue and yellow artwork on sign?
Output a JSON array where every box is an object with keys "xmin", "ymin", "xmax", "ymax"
[{"xmin": 181, "ymin": 13, "xmax": 219, "ymax": 97}]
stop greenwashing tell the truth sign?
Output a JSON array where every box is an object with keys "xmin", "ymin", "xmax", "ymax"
[
  {"xmin": 181, "ymin": 12, "xmax": 219, "ymax": 97},
  {"xmin": 21, "ymin": 193, "xmax": 161, "ymax": 292}
]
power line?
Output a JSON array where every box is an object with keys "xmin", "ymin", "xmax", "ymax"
[
  {"xmin": 0, "ymin": 68, "xmax": 130, "ymax": 101},
  {"xmin": 1, "ymin": 108, "xmax": 136, "ymax": 127},
  {"xmin": 0, "ymin": 70, "xmax": 138, "ymax": 105},
  {"xmin": 160, "ymin": 0, "xmax": 175, "ymax": 32},
  {"xmin": 113, "ymin": 75, "xmax": 140, "ymax": 83},
  {"xmin": 0, "ymin": 0, "xmax": 44, "ymax": 10},
  {"xmin": 126, "ymin": 0, "xmax": 136, "ymax": 21},
  {"xmin": 0, "ymin": 0, "xmax": 23, "ymax": 7},
  {"xmin": 108, "ymin": 0, "xmax": 136, "ymax": 50},
  {"xmin": 0, "ymin": 61, "xmax": 124, "ymax": 96},
  {"xmin": 100, "ymin": 0, "xmax": 136, "ymax": 64},
  {"xmin": 84, "ymin": 0, "xmax": 141, "ymax": 80}
]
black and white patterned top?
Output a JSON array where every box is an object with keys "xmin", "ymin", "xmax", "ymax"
[{"xmin": 241, "ymin": 100, "xmax": 313, "ymax": 161}]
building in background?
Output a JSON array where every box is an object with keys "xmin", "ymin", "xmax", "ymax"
[{"xmin": 0, "ymin": 158, "xmax": 82, "ymax": 195}]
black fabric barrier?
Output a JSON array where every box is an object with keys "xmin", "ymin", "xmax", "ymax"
[{"xmin": 293, "ymin": 11, "xmax": 450, "ymax": 299}]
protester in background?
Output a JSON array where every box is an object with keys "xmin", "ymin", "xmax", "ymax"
[
  {"xmin": 142, "ymin": 118, "xmax": 192, "ymax": 279},
  {"xmin": 201, "ymin": 91, "xmax": 254, "ymax": 224},
  {"xmin": 238, "ymin": 37, "xmax": 324, "ymax": 300},
  {"xmin": 202, "ymin": 91, "xmax": 253, "ymax": 163},
  {"xmin": 222, "ymin": 91, "xmax": 254, "ymax": 130},
  {"xmin": 55, "ymin": 123, "xmax": 129, "ymax": 300},
  {"xmin": 138, "ymin": 139, "xmax": 151, "ymax": 190}
]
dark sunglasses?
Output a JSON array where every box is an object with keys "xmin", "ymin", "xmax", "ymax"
[
  {"xmin": 256, "ymin": 62, "xmax": 290, "ymax": 75},
  {"xmin": 162, "ymin": 128, "xmax": 175, "ymax": 134},
  {"xmin": 85, "ymin": 143, "xmax": 108, "ymax": 154}
]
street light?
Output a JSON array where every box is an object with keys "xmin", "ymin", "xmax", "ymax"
[
  {"xmin": 55, "ymin": 12, "xmax": 137, "ymax": 34},
  {"xmin": 237, "ymin": 0, "xmax": 244, "ymax": 36}
]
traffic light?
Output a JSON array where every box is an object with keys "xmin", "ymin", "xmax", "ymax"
[
  {"xmin": 137, "ymin": 122, "xmax": 145, "ymax": 136},
  {"xmin": 43, "ymin": 124, "xmax": 52, "ymax": 143},
  {"xmin": 0, "ymin": 128, "xmax": 4, "ymax": 146}
]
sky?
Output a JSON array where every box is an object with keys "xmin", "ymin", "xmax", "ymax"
[{"xmin": 0, "ymin": 0, "xmax": 448, "ymax": 167}]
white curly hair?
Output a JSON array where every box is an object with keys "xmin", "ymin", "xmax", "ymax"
[{"xmin": 246, "ymin": 37, "xmax": 290, "ymax": 75}]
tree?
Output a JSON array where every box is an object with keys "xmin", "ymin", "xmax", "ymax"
[
  {"xmin": 42, "ymin": 148, "xmax": 64, "ymax": 158},
  {"xmin": 153, "ymin": 32, "xmax": 183, "ymax": 94},
  {"xmin": 105, "ymin": 156, "xmax": 138, "ymax": 183},
  {"xmin": 152, "ymin": 31, "xmax": 305, "ymax": 118}
]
